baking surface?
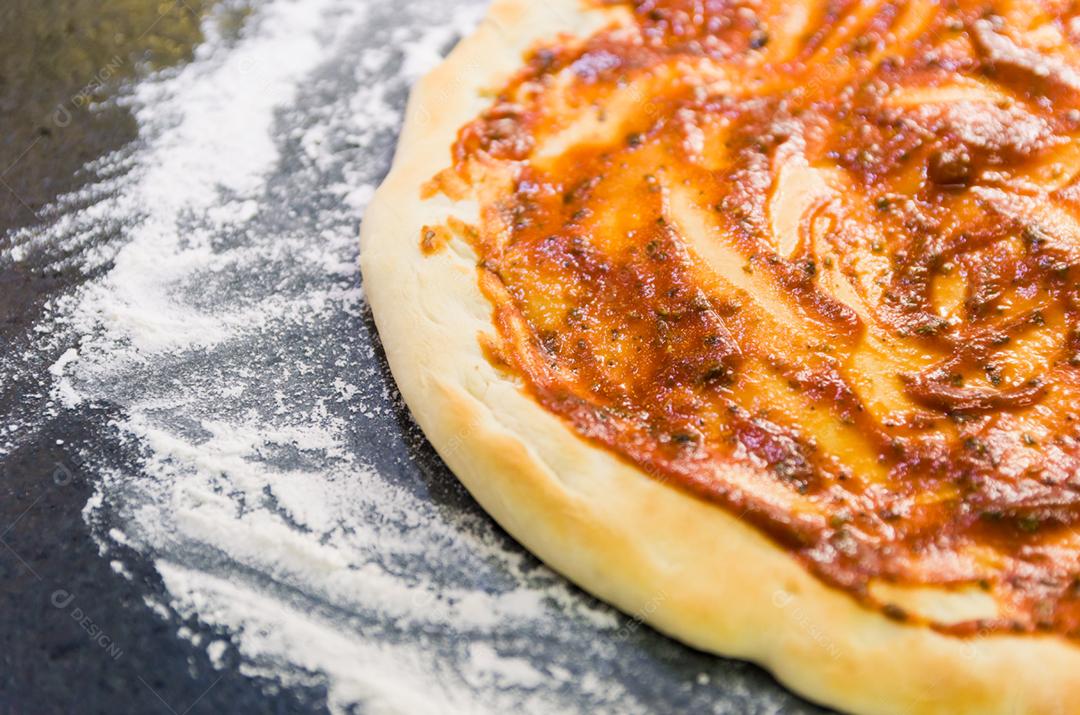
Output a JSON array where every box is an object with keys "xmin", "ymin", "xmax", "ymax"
[{"xmin": 0, "ymin": 1, "xmax": 833, "ymax": 712}]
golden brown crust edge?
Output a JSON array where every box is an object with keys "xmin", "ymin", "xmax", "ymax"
[{"xmin": 359, "ymin": 1, "xmax": 1080, "ymax": 713}]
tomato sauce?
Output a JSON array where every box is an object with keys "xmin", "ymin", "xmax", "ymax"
[{"xmin": 427, "ymin": 0, "xmax": 1080, "ymax": 637}]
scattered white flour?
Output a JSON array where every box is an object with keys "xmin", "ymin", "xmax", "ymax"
[
  {"xmin": 206, "ymin": 638, "xmax": 229, "ymax": 669},
  {"xmin": 10, "ymin": 1, "xmax": 813, "ymax": 713}
]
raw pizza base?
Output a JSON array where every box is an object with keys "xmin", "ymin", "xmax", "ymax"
[{"xmin": 359, "ymin": 1, "xmax": 1080, "ymax": 712}]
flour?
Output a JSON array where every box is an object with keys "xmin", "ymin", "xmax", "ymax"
[{"xmin": 18, "ymin": 1, "xmax": 808, "ymax": 713}]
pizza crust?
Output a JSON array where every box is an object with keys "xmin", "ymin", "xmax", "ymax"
[{"xmin": 359, "ymin": 1, "xmax": 1080, "ymax": 712}]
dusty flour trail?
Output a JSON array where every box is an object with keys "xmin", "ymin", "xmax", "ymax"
[{"xmin": 13, "ymin": 1, "xmax": 815, "ymax": 713}]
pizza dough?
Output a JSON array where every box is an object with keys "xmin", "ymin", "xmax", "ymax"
[{"xmin": 361, "ymin": 2, "xmax": 1080, "ymax": 712}]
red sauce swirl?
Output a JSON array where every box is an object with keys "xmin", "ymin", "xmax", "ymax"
[{"xmin": 427, "ymin": 0, "xmax": 1080, "ymax": 638}]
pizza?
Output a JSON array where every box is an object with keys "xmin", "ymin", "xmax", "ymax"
[{"xmin": 360, "ymin": 1, "xmax": 1080, "ymax": 712}]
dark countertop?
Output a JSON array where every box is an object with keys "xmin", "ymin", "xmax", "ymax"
[{"xmin": 1, "ymin": 3, "xmax": 325, "ymax": 711}]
